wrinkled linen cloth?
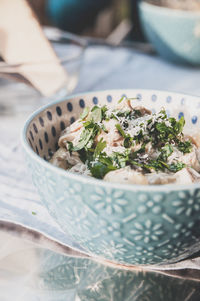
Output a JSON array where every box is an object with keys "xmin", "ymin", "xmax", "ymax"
[{"xmin": 1, "ymin": 44, "xmax": 200, "ymax": 274}]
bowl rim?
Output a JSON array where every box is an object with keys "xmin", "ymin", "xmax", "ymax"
[
  {"xmin": 139, "ymin": 1, "xmax": 200, "ymax": 17},
  {"xmin": 21, "ymin": 88, "xmax": 200, "ymax": 192}
]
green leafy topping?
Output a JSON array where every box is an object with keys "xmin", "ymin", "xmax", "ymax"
[
  {"xmin": 118, "ymin": 96, "xmax": 126, "ymax": 104},
  {"xmin": 170, "ymin": 116, "xmax": 185, "ymax": 135},
  {"xmin": 101, "ymin": 123, "xmax": 108, "ymax": 133},
  {"xmin": 168, "ymin": 162, "xmax": 186, "ymax": 172},
  {"xmin": 124, "ymin": 136, "xmax": 133, "ymax": 148},
  {"xmin": 94, "ymin": 139, "xmax": 107, "ymax": 158},
  {"xmin": 80, "ymin": 107, "xmax": 89, "ymax": 120},
  {"xmin": 90, "ymin": 162, "xmax": 117, "ymax": 179},
  {"xmin": 145, "ymin": 160, "xmax": 171, "ymax": 172},
  {"xmin": 159, "ymin": 144, "xmax": 173, "ymax": 161},
  {"xmin": 116, "ymin": 111, "xmax": 131, "ymax": 118},
  {"xmin": 132, "ymin": 109, "xmax": 142, "ymax": 118},
  {"xmin": 71, "ymin": 122, "xmax": 100, "ymax": 152},
  {"xmin": 90, "ymin": 106, "xmax": 102, "ymax": 123},
  {"xmin": 101, "ymin": 105, "xmax": 108, "ymax": 119},
  {"xmin": 108, "ymin": 113, "xmax": 117, "ymax": 121},
  {"xmin": 86, "ymin": 105, "xmax": 108, "ymax": 123},
  {"xmin": 72, "ymin": 128, "xmax": 95, "ymax": 151},
  {"xmin": 67, "ymin": 141, "xmax": 73, "ymax": 154},
  {"xmin": 115, "ymin": 124, "xmax": 127, "ymax": 138},
  {"xmin": 112, "ymin": 149, "xmax": 131, "ymax": 168},
  {"xmin": 177, "ymin": 140, "xmax": 192, "ymax": 153},
  {"xmin": 118, "ymin": 96, "xmax": 139, "ymax": 104},
  {"xmin": 64, "ymin": 100, "xmax": 193, "ymax": 179},
  {"xmin": 133, "ymin": 159, "xmax": 186, "ymax": 173}
]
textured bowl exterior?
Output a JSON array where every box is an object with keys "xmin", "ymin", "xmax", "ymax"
[
  {"xmin": 22, "ymin": 89, "xmax": 200, "ymax": 266},
  {"xmin": 139, "ymin": 2, "xmax": 200, "ymax": 65}
]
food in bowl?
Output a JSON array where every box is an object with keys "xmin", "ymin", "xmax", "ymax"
[{"xmin": 50, "ymin": 96, "xmax": 200, "ymax": 185}]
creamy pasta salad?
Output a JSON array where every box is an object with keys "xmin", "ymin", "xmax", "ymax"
[{"xmin": 50, "ymin": 97, "xmax": 200, "ymax": 185}]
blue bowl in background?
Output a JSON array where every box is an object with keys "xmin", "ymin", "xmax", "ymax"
[{"xmin": 139, "ymin": 1, "xmax": 200, "ymax": 65}]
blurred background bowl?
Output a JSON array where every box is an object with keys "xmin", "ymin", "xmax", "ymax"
[
  {"xmin": 22, "ymin": 89, "xmax": 200, "ymax": 267},
  {"xmin": 139, "ymin": 1, "xmax": 200, "ymax": 65}
]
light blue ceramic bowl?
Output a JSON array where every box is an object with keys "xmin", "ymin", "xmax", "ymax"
[
  {"xmin": 139, "ymin": 1, "xmax": 200, "ymax": 65},
  {"xmin": 22, "ymin": 89, "xmax": 200, "ymax": 266}
]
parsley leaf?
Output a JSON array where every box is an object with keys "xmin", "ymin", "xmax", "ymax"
[
  {"xmin": 67, "ymin": 141, "xmax": 73, "ymax": 154},
  {"xmin": 115, "ymin": 123, "xmax": 127, "ymax": 138},
  {"xmin": 168, "ymin": 162, "xmax": 186, "ymax": 172},
  {"xmin": 94, "ymin": 139, "xmax": 107, "ymax": 158},
  {"xmin": 118, "ymin": 96, "xmax": 126, "ymax": 104},
  {"xmin": 101, "ymin": 105, "xmax": 108, "ymax": 120},
  {"xmin": 112, "ymin": 150, "xmax": 131, "ymax": 168},
  {"xmin": 124, "ymin": 136, "xmax": 133, "ymax": 148},
  {"xmin": 90, "ymin": 106, "xmax": 102, "ymax": 123},
  {"xmin": 177, "ymin": 140, "xmax": 192, "ymax": 154},
  {"xmin": 90, "ymin": 162, "xmax": 117, "ymax": 179},
  {"xmin": 159, "ymin": 143, "xmax": 173, "ymax": 161},
  {"xmin": 72, "ymin": 123, "xmax": 100, "ymax": 151},
  {"xmin": 80, "ymin": 107, "xmax": 89, "ymax": 120},
  {"xmin": 170, "ymin": 116, "xmax": 185, "ymax": 135},
  {"xmin": 72, "ymin": 128, "xmax": 94, "ymax": 151}
]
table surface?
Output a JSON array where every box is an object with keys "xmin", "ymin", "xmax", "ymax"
[
  {"xmin": 1, "ymin": 43, "xmax": 200, "ymax": 300},
  {"xmin": 0, "ymin": 229, "xmax": 199, "ymax": 301}
]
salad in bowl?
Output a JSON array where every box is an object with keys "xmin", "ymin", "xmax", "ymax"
[{"xmin": 51, "ymin": 96, "xmax": 200, "ymax": 185}]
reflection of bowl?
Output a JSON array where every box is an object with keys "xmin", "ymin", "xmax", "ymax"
[
  {"xmin": 0, "ymin": 28, "xmax": 86, "ymax": 115},
  {"xmin": 22, "ymin": 89, "xmax": 200, "ymax": 266},
  {"xmin": 38, "ymin": 251, "xmax": 200, "ymax": 301},
  {"xmin": 139, "ymin": 1, "xmax": 200, "ymax": 65}
]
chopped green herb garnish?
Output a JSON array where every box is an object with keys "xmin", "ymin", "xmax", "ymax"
[
  {"xmin": 112, "ymin": 149, "xmax": 131, "ymax": 168},
  {"xmin": 168, "ymin": 162, "xmax": 186, "ymax": 172},
  {"xmin": 118, "ymin": 96, "xmax": 139, "ymax": 104},
  {"xmin": 177, "ymin": 140, "xmax": 192, "ymax": 153},
  {"xmin": 65, "ymin": 100, "xmax": 193, "ymax": 179},
  {"xmin": 90, "ymin": 162, "xmax": 117, "ymax": 179},
  {"xmin": 159, "ymin": 143, "xmax": 173, "ymax": 161},
  {"xmin": 115, "ymin": 124, "xmax": 127, "ymax": 138},
  {"xmin": 124, "ymin": 136, "xmax": 133, "ymax": 148},
  {"xmin": 72, "ymin": 128, "xmax": 95, "ymax": 151},
  {"xmin": 101, "ymin": 123, "xmax": 108, "ymax": 133},
  {"xmin": 67, "ymin": 141, "xmax": 73, "ymax": 154},
  {"xmin": 90, "ymin": 106, "xmax": 102, "ymax": 123},
  {"xmin": 118, "ymin": 96, "xmax": 126, "ymax": 104},
  {"xmin": 94, "ymin": 139, "xmax": 107, "ymax": 158},
  {"xmin": 80, "ymin": 107, "xmax": 89, "ymax": 120}
]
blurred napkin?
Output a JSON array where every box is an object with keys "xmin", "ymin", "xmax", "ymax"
[{"xmin": 0, "ymin": 0, "xmax": 68, "ymax": 96}]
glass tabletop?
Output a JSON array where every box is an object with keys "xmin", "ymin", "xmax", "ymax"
[{"xmin": 0, "ymin": 229, "xmax": 199, "ymax": 301}]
